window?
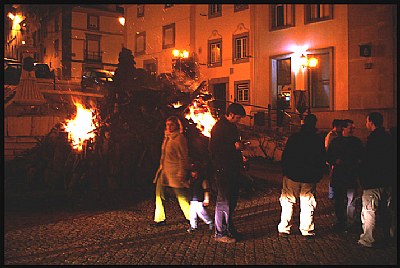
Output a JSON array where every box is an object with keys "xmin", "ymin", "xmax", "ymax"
[
  {"xmin": 135, "ymin": 31, "xmax": 146, "ymax": 55},
  {"xmin": 233, "ymin": 33, "xmax": 249, "ymax": 64},
  {"xmin": 208, "ymin": 39, "xmax": 222, "ymax": 67},
  {"xmin": 235, "ymin": 81, "xmax": 250, "ymax": 102},
  {"xmin": 270, "ymin": 4, "xmax": 295, "ymax": 30},
  {"xmin": 85, "ymin": 34, "xmax": 101, "ymax": 62},
  {"xmin": 144, "ymin": 59, "xmax": 158, "ymax": 76},
  {"xmin": 164, "ymin": 4, "xmax": 174, "ymax": 9},
  {"xmin": 234, "ymin": 4, "xmax": 248, "ymax": 12},
  {"xmin": 116, "ymin": 5, "xmax": 124, "ymax": 14},
  {"xmin": 305, "ymin": 4, "xmax": 333, "ymax": 23},
  {"xmin": 137, "ymin": 4, "xmax": 144, "ymax": 17},
  {"xmin": 162, "ymin": 23, "xmax": 175, "ymax": 49},
  {"xmin": 308, "ymin": 48, "xmax": 333, "ymax": 110},
  {"xmin": 208, "ymin": 4, "xmax": 222, "ymax": 18},
  {"xmin": 88, "ymin": 15, "xmax": 99, "ymax": 30}
]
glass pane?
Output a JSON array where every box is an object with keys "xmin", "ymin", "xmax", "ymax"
[
  {"xmin": 164, "ymin": 28, "xmax": 174, "ymax": 46},
  {"xmin": 312, "ymin": 53, "xmax": 330, "ymax": 108}
]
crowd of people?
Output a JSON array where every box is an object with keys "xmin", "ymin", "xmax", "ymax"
[{"xmin": 150, "ymin": 103, "xmax": 396, "ymax": 248}]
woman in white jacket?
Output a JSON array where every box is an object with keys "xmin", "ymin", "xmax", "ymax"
[{"xmin": 152, "ymin": 116, "xmax": 190, "ymax": 226}]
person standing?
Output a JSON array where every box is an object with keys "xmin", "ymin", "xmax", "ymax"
[
  {"xmin": 209, "ymin": 103, "xmax": 246, "ymax": 243},
  {"xmin": 277, "ymin": 114, "xmax": 326, "ymax": 238},
  {"xmin": 152, "ymin": 116, "xmax": 190, "ymax": 226},
  {"xmin": 357, "ymin": 112, "xmax": 396, "ymax": 248},
  {"xmin": 187, "ymin": 161, "xmax": 214, "ymax": 233},
  {"xmin": 327, "ymin": 119, "xmax": 363, "ymax": 233},
  {"xmin": 325, "ymin": 119, "xmax": 345, "ymax": 199}
]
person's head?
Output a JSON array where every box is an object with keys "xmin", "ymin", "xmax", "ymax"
[
  {"xmin": 342, "ymin": 119, "xmax": 355, "ymax": 137},
  {"xmin": 226, "ymin": 103, "xmax": 246, "ymax": 124},
  {"xmin": 165, "ymin": 115, "xmax": 183, "ymax": 134},
  {"xmin": 303, "ymin": 113, "xmax": 317, "ymax": 129},
  {"xmin": 332, "ymin": 119, "xmax": 344, "ymax": 132},
  {"xmin": 366, "ymin": 112, "xmax": 383, "ymax": 131}
]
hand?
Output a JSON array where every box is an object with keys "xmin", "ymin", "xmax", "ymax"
[{"xmin": 203, "ymin": 199, "xmax": 209, "ymax": 207}]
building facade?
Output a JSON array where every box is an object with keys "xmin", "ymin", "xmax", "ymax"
[
  {"xmin": 124, "ymin": 4, "xmax": 397, "ymax": 139},
  {"xmin": 4, "ymin": 4, "xmax": 125, "ymax": 81}
]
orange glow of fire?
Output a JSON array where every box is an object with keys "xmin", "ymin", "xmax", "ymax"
[
  {"xmin": 171, "ymin": 101, "xmax": 183, "ymax": 108},
  {"xmin": 63, "ymin": 101, "xmax": 98, "ymax": 151},
  {"xmin": 185, "ymin": 97, "xmax": 217, "ymax": 138}
]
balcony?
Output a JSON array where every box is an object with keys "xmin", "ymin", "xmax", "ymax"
[{"xmin": 84, "ymin": 50, "xmax": 102, "ymax": 62}]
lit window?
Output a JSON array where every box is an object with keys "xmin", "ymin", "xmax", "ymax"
[
  {"xmin": 235, "ymin": 81, "xmax": 250, "ymax": 102},
  {"xmin": 137, "ymin": 4, "xmax": 144, "ymax": 17},
  {"xmin": 88, "ymin": 15, "xmax": 99, "ymax": 30},
  {"xmin": 305, "ymin": 4, "xmax": 333, "ymax": 24},
  {"xmin": 233, "ymin": 33, "xmax": 249, "ymax": 63},
  {"xmin": 135, "ymin": 31, "xmax": 146, "ymax": 55},
  {"xmin": 270, "ymin": 4, "xmax": 294, "ymax": 30},
  {"xmin": 208, "ymin": 4, "xmax": 222, "ymax": 18},
  {"xmin": 162, "ymin": 23, "xmax": 175, "ymax": 49},
  {"xmin": 208, "ymin": 39, "xmax": 222, "ymax": 67}
]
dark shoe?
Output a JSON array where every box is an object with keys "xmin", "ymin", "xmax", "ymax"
[
  {"xmin": 302, "ymin": 234, "xmax": 316, "ymax": 240},
  {"xmin": 150, "ymin": 221, "xmax": 166, "ymax": 227},
  {"xmin": 215, "ymin": 236, "xmax": 236, "ymax": 243},
  {"xmin": 278, "ymin": 232, "xmax": 289, "ymax": 237},
  {"xmin": 187, "ymin": 227, "xmax": 197, "ymax": 234}
]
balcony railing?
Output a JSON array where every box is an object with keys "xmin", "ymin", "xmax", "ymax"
[{"xmin": 84, "ymin": 50, "xmax": 102, "ymax": 62}]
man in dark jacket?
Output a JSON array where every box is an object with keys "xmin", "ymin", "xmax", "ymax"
[
  {"xmin": 357, "ymin": 112, "xmax": 396, "ymax": 248},
  {"xmin": 209, "ymin": 103, "xmax": 246, "ymax": 243},
  {"xmin": 327, "ymin": 119, "xmax": 363, "ymax": 233},
  {"xmin": 277, "ymin": 114, "xmax": 326, "ymax": 238}
]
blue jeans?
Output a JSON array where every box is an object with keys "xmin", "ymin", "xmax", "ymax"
[
  {"xmin": 333, "ymin": 186, "xmax": 357, "ymax": 227},
  {"xmin": 214, "ymin": 169, "xmax": 240, "ymax": 237}
]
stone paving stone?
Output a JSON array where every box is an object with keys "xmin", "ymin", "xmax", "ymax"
[{"xmin": 4, "ymin": 161, "xmax": 398, "ymax": 265}]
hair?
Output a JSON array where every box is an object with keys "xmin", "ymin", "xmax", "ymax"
[
  {"xmin": 304, "ymin": 113, "xmax": 317, "ymax": 128},
  {"xmin": 367, "ymin": 112, "xmax": 383, "ymax": 128},
  {"xmin": 342, "ymin": 119, "xmax": 354, "ymax": 128},
  {"xmin": 332, "ymin": 119, "xmax": 343, "ymax": 128},
  {"xmin": 226, "ymin": 103, "xmax": 246, "ymax": 116},
  {"xmin": 165, "ymin": 115, "xmax": 183, "ymax": 133}
]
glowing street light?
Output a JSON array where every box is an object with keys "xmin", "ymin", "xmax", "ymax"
[
  {"xmin": 118, "ymin": 17, "xmax": 125, "ymax": 26},
  {"xmin": 172, "ymin": 49, "xmax": 189, "ymax": 73}
]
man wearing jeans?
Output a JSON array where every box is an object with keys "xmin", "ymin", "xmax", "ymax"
[
  {"xmin": 209, "ymin": 103, "xmax": 246, "ymax": 243},
  {"xmin": 277, "ymin": 114, "xmax": 326, "ymax": 238},
  {"xmin": 358, "ymin": 112, "xmax": 396, "ymax": 248},
  {"xmin": 327, "ymin": 119, "xmax": 363, "ymax": 233}
]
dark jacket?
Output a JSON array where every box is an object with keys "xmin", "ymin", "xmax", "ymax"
[
  {"xmin": 359, "ymin": 127, "xmax": 396, "ymax": 189},
  {"xmin": 282, "ymin": 125, "xmax": 326, "ymax": 183},
  {"xmin": 208, "ymin": 117, "xmax": 243, "ymax": 172},
  {"xmin": 327, "ymin": 136, "xmax": 363, "ymax": 188}
]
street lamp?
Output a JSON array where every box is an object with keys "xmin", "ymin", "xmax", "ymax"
[{"xmin": 300, "ymin": 54, "xmax": 318, "ymax": 114}]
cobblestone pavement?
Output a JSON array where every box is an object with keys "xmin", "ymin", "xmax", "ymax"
[{"xmin": 4, "ymin": 160, "xmax": 397, "ymax": 265}]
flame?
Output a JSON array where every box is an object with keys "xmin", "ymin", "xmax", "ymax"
[
  {"xmin": 185, "ymin": 96, "xmax": 217, "ymax": 138},
  {"xmin": 171, "ymin": 101, "xmax": 183, "ymax": 108},
  {"xmin": 63, "ymin": 101, "xmax": 98, "ymax": 151}
]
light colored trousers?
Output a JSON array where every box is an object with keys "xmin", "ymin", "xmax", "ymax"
[
  {"xmin": 278, "ymin": 176, "xmax": 317, "ymax": 236},
  {"xmin": 154, "ymin": 178, "xmax": 190, "ymax": 222},
  {"xmin": 359, "ymin": 187, "xmax": 394, "ymax": 247},
  {"xmin": 189, "ymin": 201, "xmax": 212, "ymax": 229}
]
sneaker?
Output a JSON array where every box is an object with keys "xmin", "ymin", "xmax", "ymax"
[
  {"xmin": 150, "ymin": 221, "xmax": 166, "ymax": 227},
  {"xmin": 187, "ymin": 227, "xmax": 197, "ymax": 234},
  {"xmin": 215, "ymin": 236, "xmax": 236, "ymax": 243},
  {"xmin": 357, "ymin": 239, "xmax": 373, "ymax": 248}
]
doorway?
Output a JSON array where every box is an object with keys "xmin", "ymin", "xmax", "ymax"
[{"xmin": 211, "ymin": 83, "xmax": 227, "ymax": 117}]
